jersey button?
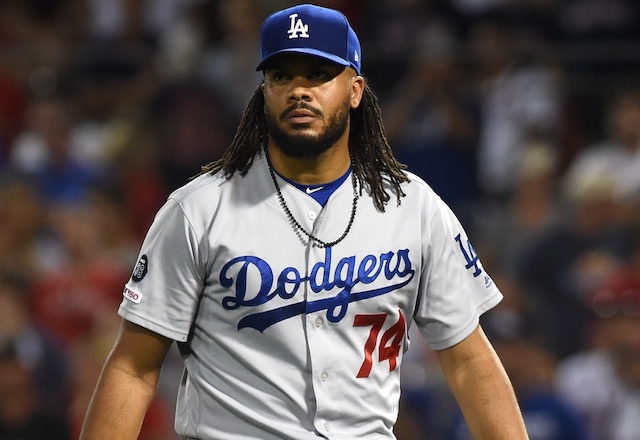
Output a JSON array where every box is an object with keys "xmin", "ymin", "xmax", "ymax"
[
  {"xmin": 314, "ymin": 317, "xmax": 323, "ymax": 327},
  {"xmin": 320, "ymin": 372, "xmax": 328, "ymax": 382},
  {"xmin": 308, "ymin": 211, "xmax": 317, "ymax": 220},
  {"xmin": 324, "ymin": 422, "xmax": 330, "ymax": 432}
]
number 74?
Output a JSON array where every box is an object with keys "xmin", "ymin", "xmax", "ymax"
[{"xmin": 353, "ymin": 310, "xmax": 406, "ymax": 378}]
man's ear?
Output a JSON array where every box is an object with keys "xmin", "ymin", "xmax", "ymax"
[{"xmin": 350, "ymin": 76, "xmax": 365, "ymax": 109}]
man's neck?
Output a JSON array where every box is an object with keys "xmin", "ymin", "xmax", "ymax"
[{"xmin": 266, "ymin": 140, "xmax": 351, "ymax": 185}]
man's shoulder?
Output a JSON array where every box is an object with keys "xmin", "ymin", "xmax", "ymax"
[
  {"xmin": 171, "ymin": 156, "xmax": 268, "ymax": 203},
  {"xmin": 397, "ymin": 170, "xmax": 442, "ymax": 201},
  {"xmin": 168, "ymin": 170, "xmax": 229, "ymax": 204}
]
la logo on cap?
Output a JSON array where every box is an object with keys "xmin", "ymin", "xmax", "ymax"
[
  {"xmin": 255, "ymin": 4, "xmax": 362, "ymax": 74},
  {"xmin": 287, "ymin": 13, "xmax": 309, "ymax": 39}
]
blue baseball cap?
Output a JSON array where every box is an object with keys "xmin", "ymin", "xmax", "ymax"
[{"xmin": 255, "ymin": 4, "xmax": 361, "ymax": 75}]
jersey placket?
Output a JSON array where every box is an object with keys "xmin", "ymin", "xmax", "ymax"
[
  {"xmin": 303, "ymin": 201, "xmax": 355, "ymax": 437},
  {"xmin": 278, "ymin": 172, "xmax": 355, "ymax": 437}
]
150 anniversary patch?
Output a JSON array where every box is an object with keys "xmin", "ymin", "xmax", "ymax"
[{"xmin": 132, "ymin": 255, "xmax": 148, "ymax": 282}]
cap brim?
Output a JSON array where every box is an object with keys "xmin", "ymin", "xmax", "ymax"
[{"xmin": 256, "ymin": 48, "xmax": 350, "ymax": 71}]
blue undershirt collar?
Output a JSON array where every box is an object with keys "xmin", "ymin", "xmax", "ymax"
[{"xmin": 274, "ymin": 167, "xmax": 352, "ymax": 207}]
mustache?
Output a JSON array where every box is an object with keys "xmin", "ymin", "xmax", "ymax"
[{"xmin": 280, "ymin": 102, "xmax": 323, "ymax": 120}]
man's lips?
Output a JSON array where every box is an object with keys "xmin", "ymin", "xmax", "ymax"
[
  {"xmin": 285, "ymin": 109, "xmax": 317, "ymax": 124},
  {"xmin": 281, "ymin": 103, "xmax": 322, "ymax": 125}
]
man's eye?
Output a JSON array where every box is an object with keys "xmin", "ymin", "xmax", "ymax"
[
  {"xmin": 272, "ymin": 72, "xmax": 289, "ymax": 82},
  {"xmin": 310, "ymin": 70, "xmax": 328, "ymax": 80}
]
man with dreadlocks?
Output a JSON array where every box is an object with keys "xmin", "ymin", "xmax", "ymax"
[{"xmin": 80, "ymin": 4, "xmax": 528, "ymax": 440}]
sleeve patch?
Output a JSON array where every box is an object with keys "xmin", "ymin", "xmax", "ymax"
[
  {"xmin": 123, "ymin": 286, "xmax": 143, "ymax": 304},
  {"xmin": 132, "ymin": 254, "xmax": 149, "ymax": 282}
]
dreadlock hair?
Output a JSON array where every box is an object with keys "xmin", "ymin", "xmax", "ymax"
[{"xmin": 196, "ymin": 80, "xmax": 409, "ymax": 212}]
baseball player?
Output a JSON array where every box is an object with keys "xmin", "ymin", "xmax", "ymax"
[{"xmin": 80, "ymin": 4, "xmax": 528, "ymax": 440}]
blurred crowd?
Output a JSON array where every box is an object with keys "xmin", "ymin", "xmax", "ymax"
[{"xmin": 1, "ymin": 0, "xmax": 640, "ymax": 439}]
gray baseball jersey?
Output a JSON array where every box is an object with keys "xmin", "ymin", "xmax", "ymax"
[{"xmin": 119, "ymin": 151, "xmax": 502, "ymax": 440}]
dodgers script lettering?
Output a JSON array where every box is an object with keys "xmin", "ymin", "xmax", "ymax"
[{"xmin": 220, "ymin": 248, "xmax": 415, "ymax": 332}]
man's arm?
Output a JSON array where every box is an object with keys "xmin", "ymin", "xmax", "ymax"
[
  {"xmin": 79, "ymin": 319, "xmax": 174, "ymax": 440},
  {"xmin": 435, "ymin": 325, "xmax": 529, "ymax": 440}
]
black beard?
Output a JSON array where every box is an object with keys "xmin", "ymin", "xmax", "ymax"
[{"xmin": 266, "ymin": 102, "xmax": 350, "ymax": 158}]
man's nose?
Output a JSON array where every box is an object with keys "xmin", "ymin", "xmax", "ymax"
[{"xmin": 287, "ymin": 76, "xmax": 313, "ymax": 102}]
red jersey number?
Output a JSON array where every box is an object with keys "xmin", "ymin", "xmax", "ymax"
[{"xmin": 354, "ymin": 310, "xmax": 406, "ymax": 378}]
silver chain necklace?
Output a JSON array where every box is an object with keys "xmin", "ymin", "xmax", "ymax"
[{"xmin": 265, "ymin": 148, "xmax": 359, "ymax": 248}]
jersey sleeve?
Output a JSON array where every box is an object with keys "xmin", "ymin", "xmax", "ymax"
[
  {"xmin": 118, "ymin": 198, "xmax": 205, "ymax": 342},
  {"xmin": 414, "ymin": 195, "xmax": 502, "ymax": 350}
]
